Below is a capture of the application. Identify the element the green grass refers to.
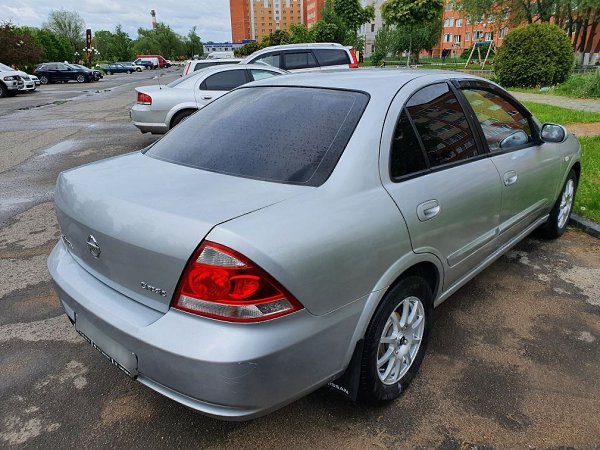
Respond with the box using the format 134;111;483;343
505;72;600;99
574;136;600;223
521;101;600;124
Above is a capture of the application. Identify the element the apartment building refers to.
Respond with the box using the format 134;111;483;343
230;0;305;42
433;1;509;58
360;0;385;57
306;0;326;29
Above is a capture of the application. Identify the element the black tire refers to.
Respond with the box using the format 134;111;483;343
106;71;112;75
539;169;578;239
0;83;7;98
170;110;195;129
127;70;132;74
39;75;48;85
358;275;433;404
76;74;85;83
136;67;142;72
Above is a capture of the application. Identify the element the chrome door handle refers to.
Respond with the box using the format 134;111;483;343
417;200;440;222
201;95;212;100
503;171;518;186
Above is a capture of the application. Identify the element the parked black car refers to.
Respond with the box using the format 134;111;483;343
69;64;103;81
33;62;94;84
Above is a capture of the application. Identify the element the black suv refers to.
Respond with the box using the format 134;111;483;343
34;62;94;84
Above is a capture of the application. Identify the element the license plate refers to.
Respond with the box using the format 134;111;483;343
75;313;138;378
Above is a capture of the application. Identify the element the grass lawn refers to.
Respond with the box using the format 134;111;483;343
505;72;600;98
574;136;600;223
521;101;600;125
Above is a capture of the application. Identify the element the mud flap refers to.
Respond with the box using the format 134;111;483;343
326;339;364;401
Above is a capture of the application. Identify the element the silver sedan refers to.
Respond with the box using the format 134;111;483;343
130;64;287;134
49;70;580;420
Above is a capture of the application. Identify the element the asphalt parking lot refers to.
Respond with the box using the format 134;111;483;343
0;70;599;449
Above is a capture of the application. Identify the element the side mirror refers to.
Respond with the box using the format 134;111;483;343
541;123;567;143
500;130;529;149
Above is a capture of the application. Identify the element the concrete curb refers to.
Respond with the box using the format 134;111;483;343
569;214;600;239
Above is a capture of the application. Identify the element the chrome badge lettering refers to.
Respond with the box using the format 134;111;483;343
140;282;167;297
86;235;101;258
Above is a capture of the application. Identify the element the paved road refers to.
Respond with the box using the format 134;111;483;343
0;75;599;449
511;91;600;113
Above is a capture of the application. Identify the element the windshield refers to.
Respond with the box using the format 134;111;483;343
146;86;369;186
167;67;213;87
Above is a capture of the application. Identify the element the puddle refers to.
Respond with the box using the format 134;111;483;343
42;140;76;156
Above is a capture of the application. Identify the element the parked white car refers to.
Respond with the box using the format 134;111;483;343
131;64;286;134
0;63;34;93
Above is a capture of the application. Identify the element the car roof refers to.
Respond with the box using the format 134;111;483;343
259;42;346;52
245;68;481;100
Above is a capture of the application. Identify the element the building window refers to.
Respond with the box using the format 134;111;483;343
488;14;495;23
456;18;462;27
499;27;508;39
445;1;454;11
485;31;493;41
474;30;484;40
444;18;455;27
465;32;470;41
371;23;375;32
454;35;461;43
444;34;452;43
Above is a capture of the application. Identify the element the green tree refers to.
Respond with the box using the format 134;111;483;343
495;23;574;87
185;26;203;58
392;21;442;63
33;28;72;62
0;22;42;70
134;23;185;59
234;41;262;57
381;0;444;65
372;24;395;65
333;0;375;35
44;9;85;54
288;23;312;43
94;26;134;62
261;29;291;47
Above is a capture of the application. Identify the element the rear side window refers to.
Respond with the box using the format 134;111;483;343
202;70;248;91
314;49;350;66
283;52;318;70
406;83;478;167
250;69;278;81
193;62;216;71
146;87;369;186
390;110;428;178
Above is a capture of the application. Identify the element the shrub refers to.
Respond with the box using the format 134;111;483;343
495;23;573;87
555;72;600;98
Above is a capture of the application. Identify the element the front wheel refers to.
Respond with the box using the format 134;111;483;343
358;275;433;404
106;71;112;75
0;83;7;98
39;75;48;85
76;74;85;83
127;70;132;74
539;169;578;239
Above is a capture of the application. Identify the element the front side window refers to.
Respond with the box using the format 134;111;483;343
202;70;248;91
251;52;281;68
463;89;532;152
406;83;478;167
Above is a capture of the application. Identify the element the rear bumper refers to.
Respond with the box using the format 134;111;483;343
48;242;363;420
130;106;168;134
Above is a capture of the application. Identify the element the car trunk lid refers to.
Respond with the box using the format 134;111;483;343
55;152;305;313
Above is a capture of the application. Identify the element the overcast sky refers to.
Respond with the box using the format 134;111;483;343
0;0;233;43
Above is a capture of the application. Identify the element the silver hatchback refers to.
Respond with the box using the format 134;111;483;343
48;70;580;420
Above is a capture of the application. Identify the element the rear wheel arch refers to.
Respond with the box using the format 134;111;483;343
169;108;197;129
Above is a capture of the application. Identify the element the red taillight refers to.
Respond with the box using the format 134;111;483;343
172;241;303;323
184;63;190;76
349;49;359;69
137;92;152;105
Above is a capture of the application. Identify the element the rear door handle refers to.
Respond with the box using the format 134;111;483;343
417;200;440;222
503;171;518;186
201;95;212;100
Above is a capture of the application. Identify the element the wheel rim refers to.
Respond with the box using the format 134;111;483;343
40;76;48;84
377;296;425;385
558;179;575;229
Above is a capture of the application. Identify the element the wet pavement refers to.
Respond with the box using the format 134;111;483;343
0;72;599;449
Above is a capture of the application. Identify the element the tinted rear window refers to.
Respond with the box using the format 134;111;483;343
146;87;369;186
314;49;350;66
